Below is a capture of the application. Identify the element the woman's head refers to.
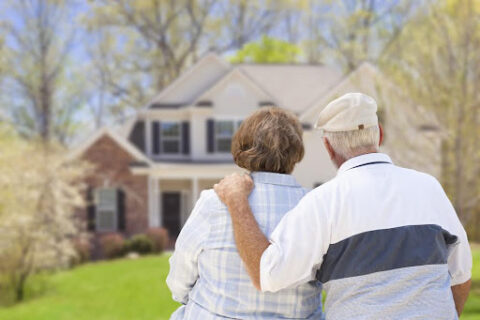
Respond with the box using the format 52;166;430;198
231;107;304;174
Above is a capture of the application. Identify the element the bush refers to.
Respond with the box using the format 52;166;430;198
72;238;91;265
124;234;153;255
100;234;125;259
145;228;169;253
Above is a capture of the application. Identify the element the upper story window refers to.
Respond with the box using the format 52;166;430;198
95;188;118;232
152;121;186;156
214;120;242;153
161;122;181;154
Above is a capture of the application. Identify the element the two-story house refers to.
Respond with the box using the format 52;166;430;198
72;53;441;246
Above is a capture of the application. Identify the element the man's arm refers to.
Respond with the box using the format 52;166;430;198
215;173;328;292
214;174;268;290
452;279;471;316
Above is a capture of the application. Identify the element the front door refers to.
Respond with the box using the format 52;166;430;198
162;192;181;239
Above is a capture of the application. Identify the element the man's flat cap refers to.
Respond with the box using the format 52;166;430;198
315;93;378;132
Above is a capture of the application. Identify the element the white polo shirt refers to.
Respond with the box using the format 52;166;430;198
260;153;472;320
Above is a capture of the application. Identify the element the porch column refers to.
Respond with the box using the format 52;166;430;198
148;175;161;228
156;177;161;227
192;176;199;208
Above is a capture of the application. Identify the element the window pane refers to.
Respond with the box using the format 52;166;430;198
97;210;116;231
97;189;116;209
163;140;180;153
161;122;180;137
217;138;232;152
215;121;234;135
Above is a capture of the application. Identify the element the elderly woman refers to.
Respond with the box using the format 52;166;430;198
166;108;323;320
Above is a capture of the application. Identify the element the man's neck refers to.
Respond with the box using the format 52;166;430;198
333;149;379;168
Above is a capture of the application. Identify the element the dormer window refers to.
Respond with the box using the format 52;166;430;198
161;122;181;154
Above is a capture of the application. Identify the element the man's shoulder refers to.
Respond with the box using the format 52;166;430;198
393;165;442;189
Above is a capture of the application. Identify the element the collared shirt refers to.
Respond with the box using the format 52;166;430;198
167;172;324;320
260;153;472;320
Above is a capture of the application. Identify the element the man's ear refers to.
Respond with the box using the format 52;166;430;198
323;137;335;160
378;124;384;146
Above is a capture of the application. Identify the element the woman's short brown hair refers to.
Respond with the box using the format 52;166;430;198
231;107;304;174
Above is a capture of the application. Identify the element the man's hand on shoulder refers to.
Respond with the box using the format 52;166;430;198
214;173;254;208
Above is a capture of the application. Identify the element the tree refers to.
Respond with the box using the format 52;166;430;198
0;124;90;303
305;0;418;71
0;0;86;144
83;0;218;119
382;0;480;236
229;36;301;63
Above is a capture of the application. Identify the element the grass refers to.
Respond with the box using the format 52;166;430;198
0;250;479;320
0;255;180;320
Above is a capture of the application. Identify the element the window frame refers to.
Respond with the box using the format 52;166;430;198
95;187;118;232
160;121;182;155
214;118;242;153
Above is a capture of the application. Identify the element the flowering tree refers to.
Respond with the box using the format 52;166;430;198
0;125;90;303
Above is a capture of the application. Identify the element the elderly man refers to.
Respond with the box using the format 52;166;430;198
214;93;472;319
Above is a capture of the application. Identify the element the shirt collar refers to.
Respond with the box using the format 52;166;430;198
337;153;393;176
251;172;300;187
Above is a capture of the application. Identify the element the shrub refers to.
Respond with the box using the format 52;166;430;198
100;233;125;259
72;237;91;265
145;228;169;253
124;234;153;255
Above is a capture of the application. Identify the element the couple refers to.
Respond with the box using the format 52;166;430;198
167;93;472;319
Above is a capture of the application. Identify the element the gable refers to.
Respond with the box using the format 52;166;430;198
195;68;276;117
149;53;230;106
69;128;152;166
240;64;343;113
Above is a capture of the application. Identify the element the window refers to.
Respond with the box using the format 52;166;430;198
161;122;181;154
95;188;118;232
152;121;182;155
215;120;242;153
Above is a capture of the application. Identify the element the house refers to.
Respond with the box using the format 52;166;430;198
71;53;441;248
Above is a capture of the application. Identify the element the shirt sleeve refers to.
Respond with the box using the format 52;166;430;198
166;190;213;304
260;190;331;292
433;179;472;286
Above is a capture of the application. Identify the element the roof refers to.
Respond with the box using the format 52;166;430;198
68;127;153;166
239;64;343;113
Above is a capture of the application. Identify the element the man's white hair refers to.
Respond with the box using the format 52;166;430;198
323;126;380;160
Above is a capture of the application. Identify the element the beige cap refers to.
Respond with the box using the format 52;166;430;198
315;93;378;132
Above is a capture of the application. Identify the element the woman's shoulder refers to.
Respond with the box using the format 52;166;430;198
197;189;226;211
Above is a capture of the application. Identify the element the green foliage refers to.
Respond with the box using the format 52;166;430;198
230;36;301;63
124;235;154;255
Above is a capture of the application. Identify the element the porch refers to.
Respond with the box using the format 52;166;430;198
132;162;242;239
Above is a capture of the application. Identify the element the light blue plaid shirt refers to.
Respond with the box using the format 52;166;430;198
167;172;324;320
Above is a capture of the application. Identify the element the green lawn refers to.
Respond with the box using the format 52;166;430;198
0;250;479;320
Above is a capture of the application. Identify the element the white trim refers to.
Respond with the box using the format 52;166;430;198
68;127;153;165
147;53;230;108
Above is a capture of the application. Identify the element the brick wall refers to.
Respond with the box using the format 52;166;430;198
79;134;149;237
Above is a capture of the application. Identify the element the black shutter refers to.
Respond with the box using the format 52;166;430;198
152;121;161;155
117;188;126;232
128;121;145;152
207;119;215;153
182;121;190;155
86;187;96;232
